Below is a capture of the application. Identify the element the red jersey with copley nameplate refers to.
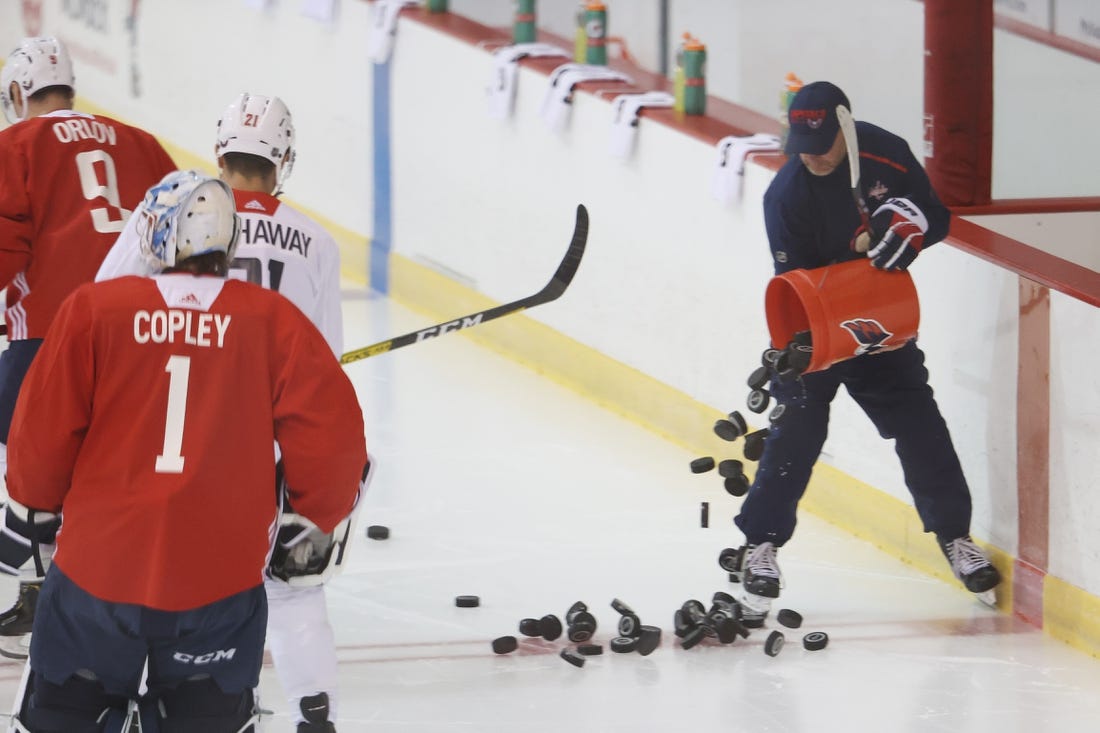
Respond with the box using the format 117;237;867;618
6;274;366;611
0;110;175;339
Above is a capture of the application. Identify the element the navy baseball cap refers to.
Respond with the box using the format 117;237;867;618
785;81;850;155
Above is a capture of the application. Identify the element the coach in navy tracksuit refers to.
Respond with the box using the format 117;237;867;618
729;81;1000;615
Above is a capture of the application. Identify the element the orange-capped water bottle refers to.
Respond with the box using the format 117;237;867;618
585;2;607;65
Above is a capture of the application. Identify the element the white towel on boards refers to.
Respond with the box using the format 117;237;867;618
711;133;782;204
540;63;633;133
608;91;675;158
368;0;420;65
487;43;571;120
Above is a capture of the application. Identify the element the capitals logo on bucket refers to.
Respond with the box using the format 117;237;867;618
841;318;892;356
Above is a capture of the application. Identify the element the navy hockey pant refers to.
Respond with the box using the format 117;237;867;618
734;341;972;546
27;566;266;719
0;339;43;444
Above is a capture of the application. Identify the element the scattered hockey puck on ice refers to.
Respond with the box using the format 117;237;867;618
636;625;662;656
679;625;707;650
560;649;586;668
777;609;803;629
713;419;741;442
742;429;769;461
609;636;639;653
365;525;390;540
690;456;716;474
768;403;787;424
577;644;603;656
539;614;563;641
727;411;749;436
717;459;744;478
761;348;781;368
802;631;829;651
700;501;709;528
723;474;749;498
611;598;635;615
518;618;541;637
764;630;785;657
673;609;692;638
455;595;480;608
617;612;642;638
746;388;770;414
747;366;770;390
491;636;517;654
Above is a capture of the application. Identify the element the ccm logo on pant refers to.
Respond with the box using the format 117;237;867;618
173;649;237;664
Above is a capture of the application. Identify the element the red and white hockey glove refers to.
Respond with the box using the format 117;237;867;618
866;197;928;271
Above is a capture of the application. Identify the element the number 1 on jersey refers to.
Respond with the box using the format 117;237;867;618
155;355;190;474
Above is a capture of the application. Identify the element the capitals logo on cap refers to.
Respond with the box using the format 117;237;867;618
784;81;850;156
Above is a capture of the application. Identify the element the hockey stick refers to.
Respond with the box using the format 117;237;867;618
339;204;589;364
836;105;872;252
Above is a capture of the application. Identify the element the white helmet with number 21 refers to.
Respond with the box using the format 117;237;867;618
137;170;241;271
215;93;296;195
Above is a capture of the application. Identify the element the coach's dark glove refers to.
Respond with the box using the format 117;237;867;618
866;197;928;271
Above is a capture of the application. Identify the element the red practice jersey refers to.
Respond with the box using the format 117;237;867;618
7;274;366;611
0;110;175;339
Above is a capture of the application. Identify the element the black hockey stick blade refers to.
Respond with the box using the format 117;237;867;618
340;204;589;364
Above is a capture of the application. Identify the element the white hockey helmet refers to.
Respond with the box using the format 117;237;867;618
215;93;296;194
137;170;241;271
1;37;75;124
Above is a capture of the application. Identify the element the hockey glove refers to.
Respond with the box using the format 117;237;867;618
866;197;928;271
0;500;59;579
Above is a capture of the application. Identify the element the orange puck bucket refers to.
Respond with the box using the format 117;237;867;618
764;259;920;374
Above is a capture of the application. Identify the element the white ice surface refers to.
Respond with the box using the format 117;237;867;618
3;286;1100;732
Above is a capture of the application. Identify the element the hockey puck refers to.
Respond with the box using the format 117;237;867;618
609;636;638;653
455;595;480;608
518;618;541;637
539;614;563;641
746;388;770;414
713;419;741;442
700;501;709;528
727;411;749;436
690;456;716;474
610;598;634;616
636;625;662;656
717;547;742;574
761;348;781;368
491;636;517;654
673;609;692;638
777;609;803;629
679;625;707;650
717;459;744;478
768;402;787;424
742;429;769;462
747;366;770;390
802;631;829;651
617;612;642;638
764;630;785;657
560;649;586;668
365;525;390;540
567;614;597;643
577;644;603;656
723;474;749;498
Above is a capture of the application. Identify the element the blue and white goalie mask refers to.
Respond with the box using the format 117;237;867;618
137;170;241;271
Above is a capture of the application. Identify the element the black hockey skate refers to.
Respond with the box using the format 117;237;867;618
939;535;1001;603
298;692;336;733
0;580;40;660
718;543;782;627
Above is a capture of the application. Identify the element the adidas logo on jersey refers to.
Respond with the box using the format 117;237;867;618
244;199;266;211
178;293;201;306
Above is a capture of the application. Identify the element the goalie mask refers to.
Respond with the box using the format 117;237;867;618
215;93;296;195
137;170;241;271
268;458;374;587
1;37;75;124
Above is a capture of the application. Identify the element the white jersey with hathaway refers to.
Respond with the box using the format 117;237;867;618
97;189;343;355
